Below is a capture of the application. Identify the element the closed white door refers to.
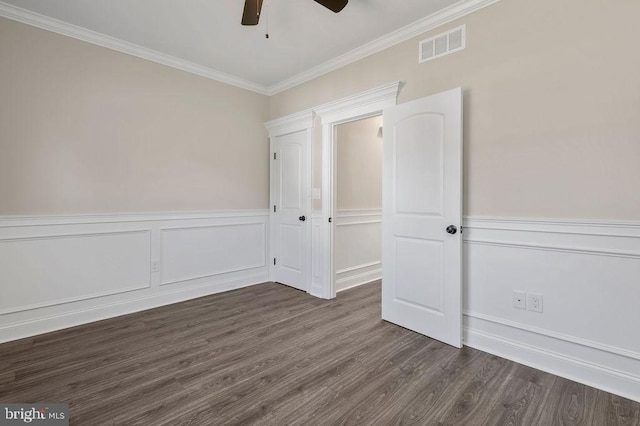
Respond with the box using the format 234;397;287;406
272;131;309;291
382;88;463;348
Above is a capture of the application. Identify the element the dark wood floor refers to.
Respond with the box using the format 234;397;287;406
1;281;638;425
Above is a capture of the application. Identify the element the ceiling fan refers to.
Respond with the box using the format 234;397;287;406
241;0;348;26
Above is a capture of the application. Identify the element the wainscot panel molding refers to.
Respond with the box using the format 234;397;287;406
334;209;382;292
0;210;270;343
310;212;325;298
462;216;640;402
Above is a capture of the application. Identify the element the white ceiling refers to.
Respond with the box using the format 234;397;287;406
1;0;464;92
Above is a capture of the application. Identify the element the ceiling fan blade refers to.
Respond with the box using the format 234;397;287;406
313;0;348;13
241;0;263;25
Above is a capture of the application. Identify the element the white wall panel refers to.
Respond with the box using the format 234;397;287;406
0;230;151;314
463;217;640;402
0;210;269;343
334;210;382;291
161;223;266;285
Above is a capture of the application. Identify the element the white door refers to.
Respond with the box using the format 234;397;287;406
272;130;309;291
382;88;463;348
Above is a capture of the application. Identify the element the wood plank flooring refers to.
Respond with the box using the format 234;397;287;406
0;281;638;425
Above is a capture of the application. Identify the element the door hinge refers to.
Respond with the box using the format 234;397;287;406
273;205;277;213
273;152;276;160
273;258;277;265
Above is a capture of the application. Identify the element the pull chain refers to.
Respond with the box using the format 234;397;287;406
265;2;269;39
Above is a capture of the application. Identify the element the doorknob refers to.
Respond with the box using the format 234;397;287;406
446;225;457;235
299;215;306;222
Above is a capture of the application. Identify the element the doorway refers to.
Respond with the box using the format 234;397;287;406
332;115;383;294
314;83;463;348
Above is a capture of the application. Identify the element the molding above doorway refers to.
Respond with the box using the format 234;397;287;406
264;110;315;137
314;81;402;124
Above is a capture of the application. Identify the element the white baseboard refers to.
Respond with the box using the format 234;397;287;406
464;322;640;403
0;270;268;344
334;209;382;293
0;210;270;343
336;264;381;292
462;216;640;402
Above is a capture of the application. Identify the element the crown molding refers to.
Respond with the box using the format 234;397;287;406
0;1;270;95
0;0;502;97
265;0;503;95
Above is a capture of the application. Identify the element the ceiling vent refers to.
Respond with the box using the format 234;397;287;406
419;25;466;63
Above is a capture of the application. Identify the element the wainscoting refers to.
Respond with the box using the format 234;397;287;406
2;210;638;401
0;210;270;343
462;217;640;402
334;209;382;292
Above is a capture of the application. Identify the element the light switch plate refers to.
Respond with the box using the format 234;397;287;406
312;188;321;199
513;291;526;310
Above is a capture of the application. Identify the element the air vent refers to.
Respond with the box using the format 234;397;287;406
419;25;466;63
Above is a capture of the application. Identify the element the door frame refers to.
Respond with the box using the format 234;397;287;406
314;81;402;299
265;111;314;293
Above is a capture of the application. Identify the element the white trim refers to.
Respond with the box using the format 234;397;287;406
465;310;640;362
310;213;325;298
461;216;640;402
0;1;269;95
0;209;270;343
336;271;381;293
310;83;399;299
159;222;267;286
0;209;270;227
0;228;150;243
335;209;383;218
315;81;402;125
1;271;268;344
464;325;640;403
465;216;640;234
0;229;152;315
335;220;382;227
264;110;315;137
322;121;335;299
0;284;149;316
266;0;502;94
333;210;382;294
336;261;382;276
463;216;640;258
0;0;503;96
334;209;382;227
465;239;640;259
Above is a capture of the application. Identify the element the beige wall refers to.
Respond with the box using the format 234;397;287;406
0;18;270;216
336;116;383;211
270;0;640;221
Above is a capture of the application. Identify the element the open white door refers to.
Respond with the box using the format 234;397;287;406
272;130;310;291
382;88;463;348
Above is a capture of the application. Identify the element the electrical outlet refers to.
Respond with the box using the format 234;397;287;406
151;260;160;273
527;293;543;313
512;291;526;310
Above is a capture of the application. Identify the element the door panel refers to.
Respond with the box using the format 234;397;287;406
395;114;444;215
382;88;462;348
273;131;309;291
281;143;303;209
395;237;443;314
